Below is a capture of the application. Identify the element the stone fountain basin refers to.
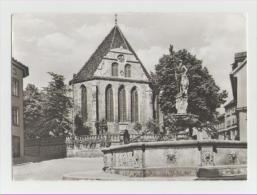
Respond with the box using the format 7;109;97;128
102;140;247;179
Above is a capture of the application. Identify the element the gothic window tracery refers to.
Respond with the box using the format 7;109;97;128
131;87;139;122
81;85;87;122
118;86;127;122
106;85;114;122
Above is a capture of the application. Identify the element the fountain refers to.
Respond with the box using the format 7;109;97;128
100;60;247;180
165;60;200;139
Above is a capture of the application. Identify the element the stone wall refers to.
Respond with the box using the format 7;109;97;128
72;79;153;134
102;140;247;178
67;148;104;158
24;137;66;161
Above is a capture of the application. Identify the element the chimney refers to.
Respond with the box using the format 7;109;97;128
235;52;247;63
232;51;247;70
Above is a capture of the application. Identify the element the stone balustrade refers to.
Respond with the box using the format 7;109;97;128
65;133;160;149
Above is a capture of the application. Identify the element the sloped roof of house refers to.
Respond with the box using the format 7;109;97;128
70;25;151;84
224;99;236;109
12;58;29;77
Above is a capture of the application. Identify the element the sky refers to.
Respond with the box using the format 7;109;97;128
12;13;246;107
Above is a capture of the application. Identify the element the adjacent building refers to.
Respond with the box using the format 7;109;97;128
230;52;247;141
216;113;225;139
217;100;238;140
216;52;246;141
12;58;29;158
70;22;156;135
224;100;238;140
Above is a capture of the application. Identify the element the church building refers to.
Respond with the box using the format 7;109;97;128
70;18;157;135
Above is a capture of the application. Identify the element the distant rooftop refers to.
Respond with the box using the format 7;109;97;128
224;99;236;109
12;58;29;77
232;51;247;71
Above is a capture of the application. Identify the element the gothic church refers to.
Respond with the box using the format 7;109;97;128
70;19;158;135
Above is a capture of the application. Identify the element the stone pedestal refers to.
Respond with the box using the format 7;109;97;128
175;93;188;114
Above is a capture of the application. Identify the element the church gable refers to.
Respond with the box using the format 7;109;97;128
94;47;149;81
70;24;150;84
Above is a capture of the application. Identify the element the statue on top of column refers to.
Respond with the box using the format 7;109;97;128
175;60;189;114
180;63;189;96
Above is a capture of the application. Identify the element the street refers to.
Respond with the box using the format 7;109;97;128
13;157;103;180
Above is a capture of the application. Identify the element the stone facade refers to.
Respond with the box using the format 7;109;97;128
72;79;153;134
11;58;29;158
70;24;156;135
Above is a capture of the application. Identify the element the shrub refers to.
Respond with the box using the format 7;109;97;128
133;122;142;133
74;114;91;136
146;119;160;134
95;119;108;135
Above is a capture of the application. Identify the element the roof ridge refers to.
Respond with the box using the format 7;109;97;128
116;25;129;50
110;25;117;50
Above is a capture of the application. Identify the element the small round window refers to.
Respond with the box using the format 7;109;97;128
117;54;125;63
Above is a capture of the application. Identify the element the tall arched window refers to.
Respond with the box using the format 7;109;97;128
131;87;139;122
125;64;131;78
105;85;114;122
112;62;118;77
118;86;127;122
81;85;87;122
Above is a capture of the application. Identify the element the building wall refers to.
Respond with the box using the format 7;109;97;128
236;65;247;110
235;64;247;141
12;65;25;157
216;103;238;141
239;112;247;141
72;79;153;134
215;116;225;140
225;106;237;129
94;48;148;81
224;104;238;140
72;47;154;135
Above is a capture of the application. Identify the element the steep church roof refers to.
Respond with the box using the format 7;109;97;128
70;24;151;84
